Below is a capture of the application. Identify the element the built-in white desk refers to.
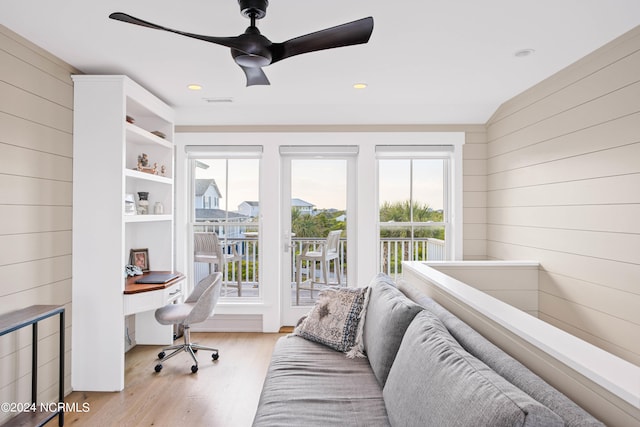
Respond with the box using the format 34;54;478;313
124;272;184;345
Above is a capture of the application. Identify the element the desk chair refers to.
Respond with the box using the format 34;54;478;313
194;232;243;296
295;230;343;305
154;273;222;373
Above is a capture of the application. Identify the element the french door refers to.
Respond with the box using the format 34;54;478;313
280;146;357;326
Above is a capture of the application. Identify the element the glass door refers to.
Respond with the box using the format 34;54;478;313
280;147;356;326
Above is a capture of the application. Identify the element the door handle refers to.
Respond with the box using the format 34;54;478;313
284;229;295;252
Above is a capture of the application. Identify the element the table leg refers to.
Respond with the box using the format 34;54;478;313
59;311;65;426
31;323;38;404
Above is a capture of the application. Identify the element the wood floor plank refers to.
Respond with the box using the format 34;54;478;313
48;332;283;427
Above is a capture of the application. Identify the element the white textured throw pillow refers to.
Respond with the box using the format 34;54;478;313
294;287;368;355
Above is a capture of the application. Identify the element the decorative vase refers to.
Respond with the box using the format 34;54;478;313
137;192;149;215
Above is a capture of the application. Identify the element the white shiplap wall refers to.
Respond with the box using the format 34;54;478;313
462;125;488;260
486;26;640;366
0;24;76;423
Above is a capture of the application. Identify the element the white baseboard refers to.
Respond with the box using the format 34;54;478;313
191;314;263;332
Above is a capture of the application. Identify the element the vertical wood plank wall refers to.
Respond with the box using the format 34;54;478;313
462;126;488;260
0;25;76;423
486;26;640;366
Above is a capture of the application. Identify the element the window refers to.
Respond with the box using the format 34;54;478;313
377;146;451;277
187;146;262;299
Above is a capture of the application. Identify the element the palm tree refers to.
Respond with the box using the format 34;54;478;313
291;208;322;237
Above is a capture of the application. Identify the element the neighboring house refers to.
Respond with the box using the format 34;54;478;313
335;214;347;222
238;201;260;217
292;198;315;215
196;181;251;238
195;208;249;238
195;179;221;209
239;199;316;216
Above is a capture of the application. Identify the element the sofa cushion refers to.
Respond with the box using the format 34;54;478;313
368;271;398;288
253;335;390;427
397;279;605;427
294;286;368;354
383;310;564;427
363;274;423;386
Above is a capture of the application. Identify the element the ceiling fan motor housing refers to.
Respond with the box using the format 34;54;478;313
239;0;268;19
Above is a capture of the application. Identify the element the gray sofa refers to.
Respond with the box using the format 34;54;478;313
253;274;604;426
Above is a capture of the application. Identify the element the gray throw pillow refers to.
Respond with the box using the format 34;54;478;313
363;274;423;386
294;287;368;354
383;310;564;427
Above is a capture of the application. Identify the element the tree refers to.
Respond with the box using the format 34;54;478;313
291;209;346;238
379;200;442;223
379;200;444;239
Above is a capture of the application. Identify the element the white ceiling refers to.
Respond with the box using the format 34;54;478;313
1;1;639;126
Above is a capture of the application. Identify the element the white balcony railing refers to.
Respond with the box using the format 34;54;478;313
192;233;445;298
380;237;445;280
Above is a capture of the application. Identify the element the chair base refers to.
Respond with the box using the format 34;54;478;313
295;275;342;305
154;327;219;373
295;257;342;305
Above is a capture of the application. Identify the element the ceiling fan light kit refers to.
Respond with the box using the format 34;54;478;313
109;0;373;87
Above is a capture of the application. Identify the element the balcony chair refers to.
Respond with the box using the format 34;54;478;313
194;231;243;296
154;273;222;373
295;229;343;305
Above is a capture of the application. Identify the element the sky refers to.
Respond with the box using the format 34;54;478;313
291;159;347;210
196;158;260;211
195;157;444;212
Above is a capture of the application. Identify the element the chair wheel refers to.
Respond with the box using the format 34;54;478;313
158;351;165;359
212;352;219;361
193;348;198;353
154;364;162;372
191;365;198;373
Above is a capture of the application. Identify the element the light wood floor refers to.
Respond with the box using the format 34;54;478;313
48;332;284;427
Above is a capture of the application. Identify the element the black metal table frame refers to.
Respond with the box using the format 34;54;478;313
0;305;65;427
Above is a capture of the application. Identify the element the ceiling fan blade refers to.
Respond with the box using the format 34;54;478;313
239;65;270;86
270;17;373;64
109;12;250;54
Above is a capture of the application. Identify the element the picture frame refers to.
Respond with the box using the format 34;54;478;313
129;248;149;272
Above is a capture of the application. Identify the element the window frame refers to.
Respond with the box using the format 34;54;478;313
186;146;263;300
376;146;457;274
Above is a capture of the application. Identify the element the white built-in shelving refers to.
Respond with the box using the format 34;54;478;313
71;75;176;391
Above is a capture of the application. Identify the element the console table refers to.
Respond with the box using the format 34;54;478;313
0;305;65;427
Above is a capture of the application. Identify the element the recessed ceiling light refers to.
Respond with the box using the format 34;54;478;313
188;84;203;90
514;49;535;58
353;83;368;89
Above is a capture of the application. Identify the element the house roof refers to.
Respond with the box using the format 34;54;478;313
195;179;221;198
240;200;314;208
292;198;314;208
195;209;247;221
1;2;638;125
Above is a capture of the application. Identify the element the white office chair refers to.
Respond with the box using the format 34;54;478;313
154;273;222;373
194;232;243;296
295;230;343;305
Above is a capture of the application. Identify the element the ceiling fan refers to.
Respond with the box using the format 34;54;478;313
109;0;374;86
